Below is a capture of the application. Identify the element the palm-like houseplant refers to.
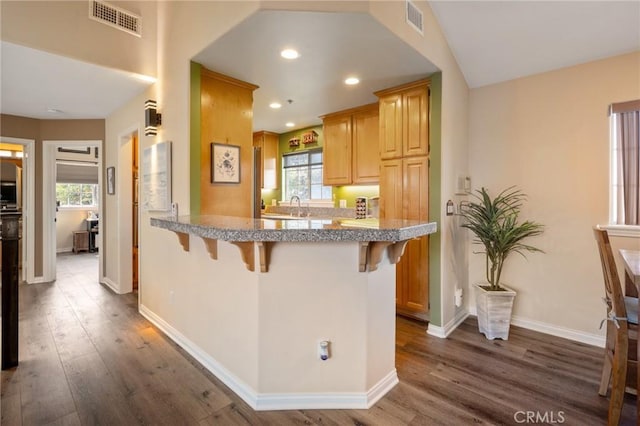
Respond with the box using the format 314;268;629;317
461;186;544;338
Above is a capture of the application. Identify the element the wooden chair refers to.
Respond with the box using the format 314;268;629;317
594;227;638;425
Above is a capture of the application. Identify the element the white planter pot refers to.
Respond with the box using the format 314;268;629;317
474;284;517;340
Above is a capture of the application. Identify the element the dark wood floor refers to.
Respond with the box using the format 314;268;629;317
1;252;636;425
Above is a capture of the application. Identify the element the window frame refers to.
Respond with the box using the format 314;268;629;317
608;100;640;237
281;148;332;201
55;182;100;209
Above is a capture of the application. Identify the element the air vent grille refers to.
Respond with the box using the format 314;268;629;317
406;0;424;35
89;0;141;37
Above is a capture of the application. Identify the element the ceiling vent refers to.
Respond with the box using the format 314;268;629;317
89;0;141;37
406;0;424;35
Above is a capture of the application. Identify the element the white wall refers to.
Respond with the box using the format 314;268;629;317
56;209;96;252
1;0;157;77
467;52;640;341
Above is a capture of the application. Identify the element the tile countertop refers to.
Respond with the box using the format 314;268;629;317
150;214;437;243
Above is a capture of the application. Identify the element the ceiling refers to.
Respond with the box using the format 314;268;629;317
1;2;638;132
0;41;153;120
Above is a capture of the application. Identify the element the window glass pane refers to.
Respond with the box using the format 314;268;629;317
310;151;323;164
56;183;99;207
281;149;331;201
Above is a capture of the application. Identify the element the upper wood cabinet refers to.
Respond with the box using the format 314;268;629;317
321;103;379;186
375;79;430;160
377;78;431;320
322;114;352;185
253;131;279;190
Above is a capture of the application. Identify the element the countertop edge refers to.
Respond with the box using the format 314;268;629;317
150;215;437;243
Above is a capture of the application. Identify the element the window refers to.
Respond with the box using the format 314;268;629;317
610;100;640;226
56;183;99;207
282;149;332;201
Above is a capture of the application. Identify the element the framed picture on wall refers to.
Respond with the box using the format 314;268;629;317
106;167;115;195
211;143;240;183
142;141;172;211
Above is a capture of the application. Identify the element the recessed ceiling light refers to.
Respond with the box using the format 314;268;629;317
47;108;63;114
285;122;295;128
345;77;360;85
281;49;300;59
270;102;282;109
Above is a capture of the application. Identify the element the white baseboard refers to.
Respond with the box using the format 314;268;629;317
510;315;605;348
139;304;398;410
100;277;120;294
28;275;50;284
468;306;605;347
56;247;72;253
427;309;469;338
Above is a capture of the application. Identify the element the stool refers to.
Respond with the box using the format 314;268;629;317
72;230;89;253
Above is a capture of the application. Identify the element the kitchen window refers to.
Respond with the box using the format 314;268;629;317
610;100;640;228
282;149;332;201
56;183;99;208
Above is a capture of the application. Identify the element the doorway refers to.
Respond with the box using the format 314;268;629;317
42;140;103;283
0;136;35;284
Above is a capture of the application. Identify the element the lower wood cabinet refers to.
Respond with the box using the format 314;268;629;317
396;235;429;315
380;156;429;318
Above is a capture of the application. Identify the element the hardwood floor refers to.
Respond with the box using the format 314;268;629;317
1;252;636;425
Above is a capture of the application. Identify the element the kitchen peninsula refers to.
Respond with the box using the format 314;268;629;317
147;214;436;410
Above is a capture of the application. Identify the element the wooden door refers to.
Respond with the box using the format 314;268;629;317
378;93;403;160
352;106;379;184
323;114;352;185
402;85;429;158
132;134;139;291
379;159;403;220
397;156;429;316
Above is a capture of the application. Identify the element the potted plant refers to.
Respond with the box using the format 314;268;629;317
461;186;544;340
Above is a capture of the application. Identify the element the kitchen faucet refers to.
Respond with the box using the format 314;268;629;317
290;195;302;217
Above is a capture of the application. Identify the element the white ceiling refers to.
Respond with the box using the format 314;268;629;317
0;41;152;120
1;2;638;131
429;1;640;88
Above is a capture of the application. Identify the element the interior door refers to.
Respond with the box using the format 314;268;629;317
132;135;139;291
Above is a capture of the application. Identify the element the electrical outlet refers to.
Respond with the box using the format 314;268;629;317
318;340;330;361
171;202;178;217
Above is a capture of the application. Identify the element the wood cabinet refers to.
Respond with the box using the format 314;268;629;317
321;103;379;186
376;80;429;160
253;131;279;190
72;231;89;253
376;78;430;319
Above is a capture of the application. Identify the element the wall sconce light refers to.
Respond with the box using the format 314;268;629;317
145;100;162;136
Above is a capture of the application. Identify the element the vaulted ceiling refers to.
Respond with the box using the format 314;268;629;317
2;2;638;132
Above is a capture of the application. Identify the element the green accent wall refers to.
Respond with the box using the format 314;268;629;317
190;61;202;214
428;72;443;327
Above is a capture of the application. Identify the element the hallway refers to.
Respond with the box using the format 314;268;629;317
0;253;635;425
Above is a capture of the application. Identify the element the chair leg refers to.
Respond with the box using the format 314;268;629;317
599;354;612;396
608;340;628;426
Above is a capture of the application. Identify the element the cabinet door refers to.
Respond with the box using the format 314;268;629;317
379;159;403;220
352;107;379;184
262;132;279;189
252;132;265;189
402;86;429;158
253;131;279;190
397;156;429;315
397;236;429;313
378;93;403;160
403;156;429;221
323;115;352;185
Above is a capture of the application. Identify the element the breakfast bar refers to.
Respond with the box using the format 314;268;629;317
147;214;436;410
